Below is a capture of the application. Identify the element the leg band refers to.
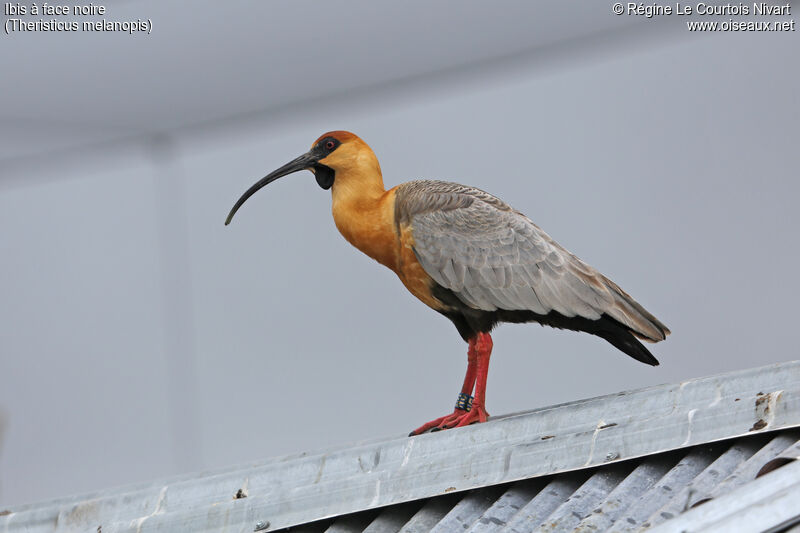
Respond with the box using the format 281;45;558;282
455;392;474;411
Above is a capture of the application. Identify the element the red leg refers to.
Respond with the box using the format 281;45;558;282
446;332;492;428
409;332;493;435
408;338;478;435
461;340;479;395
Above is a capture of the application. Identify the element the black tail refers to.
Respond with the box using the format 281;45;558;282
597;327;660;366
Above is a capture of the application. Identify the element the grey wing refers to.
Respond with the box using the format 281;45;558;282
402;181;669;342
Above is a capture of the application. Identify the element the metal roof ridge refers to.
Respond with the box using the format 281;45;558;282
2;360;799;533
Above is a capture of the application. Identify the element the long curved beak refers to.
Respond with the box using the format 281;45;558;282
225;151;318;225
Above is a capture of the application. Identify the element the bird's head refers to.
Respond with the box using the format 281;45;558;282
225;130;381;225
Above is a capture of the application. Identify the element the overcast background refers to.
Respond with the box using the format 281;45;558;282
1;0;798;507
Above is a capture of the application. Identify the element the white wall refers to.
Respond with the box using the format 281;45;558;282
1;30;798;505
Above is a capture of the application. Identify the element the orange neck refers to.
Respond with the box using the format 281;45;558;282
330;168;398;272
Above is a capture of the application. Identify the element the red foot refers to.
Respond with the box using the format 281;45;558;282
409;405;490;436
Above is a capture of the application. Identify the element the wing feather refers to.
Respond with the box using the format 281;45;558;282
396;180;669;341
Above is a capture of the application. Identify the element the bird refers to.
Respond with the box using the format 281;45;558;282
225;131;670;436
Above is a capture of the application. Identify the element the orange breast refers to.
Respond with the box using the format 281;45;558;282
331;190;399;272
331;187;444;313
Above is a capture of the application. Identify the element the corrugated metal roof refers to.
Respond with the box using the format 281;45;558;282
2;360;800;533
286;430;800;533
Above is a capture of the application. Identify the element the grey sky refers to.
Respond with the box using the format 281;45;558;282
1;1;798;507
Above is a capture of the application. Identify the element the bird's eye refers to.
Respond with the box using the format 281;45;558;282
325;140;335;150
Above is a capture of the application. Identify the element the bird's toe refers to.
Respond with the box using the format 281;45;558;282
410;406;489;435
409;409;466;436
449;405;489;428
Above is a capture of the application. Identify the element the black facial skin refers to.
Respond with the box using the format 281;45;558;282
311;137;340;190
313;164;335;190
